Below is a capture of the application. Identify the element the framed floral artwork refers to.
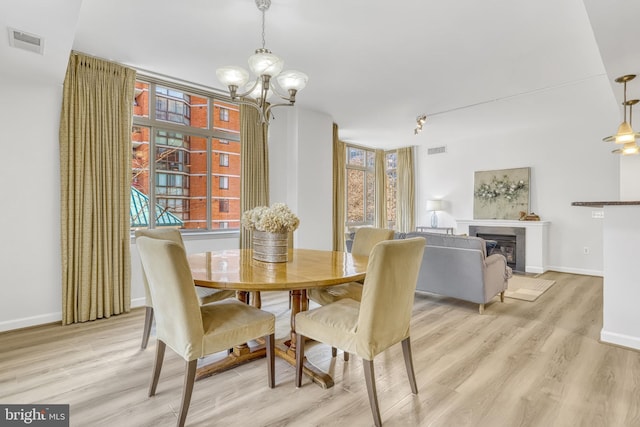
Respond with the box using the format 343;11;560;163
473;167;530;219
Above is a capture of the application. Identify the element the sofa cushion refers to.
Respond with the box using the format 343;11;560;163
405;232;487;257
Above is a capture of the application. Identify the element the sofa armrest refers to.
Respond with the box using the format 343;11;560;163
483;254;511;300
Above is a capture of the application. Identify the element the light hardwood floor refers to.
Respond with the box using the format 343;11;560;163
2;272;640;426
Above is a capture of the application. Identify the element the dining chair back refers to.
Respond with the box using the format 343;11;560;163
351;227;396;257
136;236;276;427
307;227;395;361
135;228;235;349
295;237;425;427
308;227;394;305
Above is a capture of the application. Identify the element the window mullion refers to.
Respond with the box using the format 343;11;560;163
149;126;157;229
207;136;212;230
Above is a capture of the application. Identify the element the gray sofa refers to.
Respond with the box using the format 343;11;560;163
405;232;512;313
346;231;512;313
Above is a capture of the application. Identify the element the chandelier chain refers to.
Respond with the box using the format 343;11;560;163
261;7;266;49
216;0;307;124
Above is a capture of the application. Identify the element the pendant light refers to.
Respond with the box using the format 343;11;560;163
603;75;640;146
612;99;640;155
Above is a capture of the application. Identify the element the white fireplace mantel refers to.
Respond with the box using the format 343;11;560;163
456;219;550;274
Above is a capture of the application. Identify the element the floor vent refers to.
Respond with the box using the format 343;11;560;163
8;28;44;55
427;146;447;155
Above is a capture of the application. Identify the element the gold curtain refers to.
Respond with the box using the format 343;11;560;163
239;104;269;249
332;124;346;251
59;53;136;325
375;149;387;229
396;146;416;233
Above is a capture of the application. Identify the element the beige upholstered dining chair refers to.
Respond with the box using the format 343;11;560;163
135;228;236;349
136;236;276;427
295;237;426;427
307;227;395;360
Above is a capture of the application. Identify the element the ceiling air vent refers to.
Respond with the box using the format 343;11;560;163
8;28;44;55
427;146;447;155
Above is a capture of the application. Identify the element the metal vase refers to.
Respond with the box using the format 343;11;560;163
252;230;289;262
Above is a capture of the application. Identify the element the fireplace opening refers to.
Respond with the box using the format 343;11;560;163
469;225;526;273
477;233;517;268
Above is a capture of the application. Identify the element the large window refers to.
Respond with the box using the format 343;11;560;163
346;145;376;227
131;80;241;231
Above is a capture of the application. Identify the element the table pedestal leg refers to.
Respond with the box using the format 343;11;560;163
195;289;334;388
284;289;334;389
195;290;266;380
195;345;267;381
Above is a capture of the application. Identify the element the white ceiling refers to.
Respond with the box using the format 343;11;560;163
2;0;639;149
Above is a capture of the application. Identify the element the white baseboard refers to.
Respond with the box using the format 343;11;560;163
0;298;147;333
545;265;603;277
0;312;62;333
131;297;146;308
601;329;640;351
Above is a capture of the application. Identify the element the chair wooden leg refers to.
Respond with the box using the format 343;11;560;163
266;333;275;388
331;347;337;357
363;359;382;427
177;360;197;427
149;340;165;397
401;337;418;394
141;306;154;350
479;303;485;314
500;291;505;303
295;333;305;388
343;352;350;362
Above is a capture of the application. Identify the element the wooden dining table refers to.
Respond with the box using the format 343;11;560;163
187;248;368;388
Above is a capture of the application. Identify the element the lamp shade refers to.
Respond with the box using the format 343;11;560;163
426;200;444;212
603;121;640;144
248;51;284;77
216;66;250;87
612;142;640;155
276;70;308;91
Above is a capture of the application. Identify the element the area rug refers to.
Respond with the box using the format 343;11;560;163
504;275;556;302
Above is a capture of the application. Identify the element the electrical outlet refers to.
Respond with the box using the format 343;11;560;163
592;210;604;219
583;247;590;255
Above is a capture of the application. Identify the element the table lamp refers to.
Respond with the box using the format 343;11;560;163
426;200;444;228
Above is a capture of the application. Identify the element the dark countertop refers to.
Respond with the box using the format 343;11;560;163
571;201;640;207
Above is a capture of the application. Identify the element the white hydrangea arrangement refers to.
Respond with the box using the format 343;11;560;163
241;203;300;234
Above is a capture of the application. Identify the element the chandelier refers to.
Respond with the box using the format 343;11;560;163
216;0;308;124
603;74;640;155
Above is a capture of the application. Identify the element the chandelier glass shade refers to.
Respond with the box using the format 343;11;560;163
603;75;640;154
215;0;308;123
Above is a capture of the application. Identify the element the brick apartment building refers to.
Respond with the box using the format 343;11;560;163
131;81;241;230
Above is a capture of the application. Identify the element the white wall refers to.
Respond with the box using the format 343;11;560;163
619;155;640;199
415;77;619;276
601;205;640;350
269;107;334;250
0;81;63;331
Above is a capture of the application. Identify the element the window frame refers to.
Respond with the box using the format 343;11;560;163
345;144;377;228
132;76;241;233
